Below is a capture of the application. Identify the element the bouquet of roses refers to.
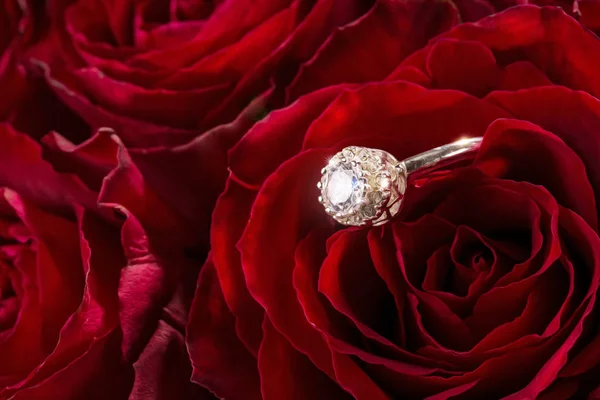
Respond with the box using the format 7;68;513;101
1;0;599;398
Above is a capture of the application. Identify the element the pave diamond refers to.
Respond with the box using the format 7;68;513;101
319;146;407;226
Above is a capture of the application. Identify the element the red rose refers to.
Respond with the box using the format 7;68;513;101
0;124;212;399
26;0;462;258
188;6;600;399
0;0;91;144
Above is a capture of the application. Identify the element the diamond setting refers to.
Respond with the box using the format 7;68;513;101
318;146;407;226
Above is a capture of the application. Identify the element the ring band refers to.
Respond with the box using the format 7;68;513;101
317;137;483;226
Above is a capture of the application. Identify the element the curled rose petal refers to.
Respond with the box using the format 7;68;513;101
0;124;207;398
189;6;600;395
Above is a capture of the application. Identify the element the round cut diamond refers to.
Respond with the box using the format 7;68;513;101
325;164;363;206
319;146;407;226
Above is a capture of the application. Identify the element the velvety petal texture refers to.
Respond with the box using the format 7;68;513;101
0;123;210;399
6;0;418;264
5;0;600;399
26;0;377;148
188;5;600;399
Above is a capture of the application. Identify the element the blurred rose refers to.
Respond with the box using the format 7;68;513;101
456;0;600;32
34;0;377;148
0;123;212;399
0;0;34;120
187;6;600;399
5;0;413;257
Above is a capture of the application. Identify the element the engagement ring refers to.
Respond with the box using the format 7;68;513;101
317;137;483;226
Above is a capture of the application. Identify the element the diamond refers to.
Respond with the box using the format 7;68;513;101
324;163;364;207
319;146;407;226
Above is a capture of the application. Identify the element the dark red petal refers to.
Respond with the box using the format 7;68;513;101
0;48;30;120
538;379;579;400
294;229;446;375
0;124;96;211
202;0;371;128
230;85;347;187
485;87;600;224
98;136;195;248
385;66;432;87
393;214;456;291
239;149;338;377
2;209;131;397
157;6;295;88
497;61;552;91
504;292;597;398
116;213;189;361
424;381;480;400
475;118;597;230
287;0;458;100
187;260;261;400
471;264;568;352
0;241;45;386
367;227;408;347
44;66;199;148
258;317;352;400
555;210;600;378
4;191;85;344
589;383;600;399
302;81;509;155
127;0;290;68
211;180;265;354
126;96;262;254
440;6;600;97
330;350;389;400
3;67;90;144
579;0;600;32
6;331;133;399
319;229;399;346
41;128;119;192
129;321;213;400
72;67;230;128
452;0;496;22
425;38;500;97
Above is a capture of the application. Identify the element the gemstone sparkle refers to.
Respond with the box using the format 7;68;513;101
319;146;407;226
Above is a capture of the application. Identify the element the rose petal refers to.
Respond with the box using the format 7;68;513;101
41;128;119;192
230;85;347;187
98;135;194;248
498;61;552;91
485;87;600;225
319;229;399;346
287;0;458;100
475;118;598;231
4;190;85;346
302;81;510;155
258;317;352;399
210;181;264;355
130;320;213;400
422;6;600;96
239;149;338;377
2;209;130;397
202;0;371;128
186;259;261;400
425;39;500;97
127;0;290;68
330;350;389;400
0;124;96;211
72;67;230;128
